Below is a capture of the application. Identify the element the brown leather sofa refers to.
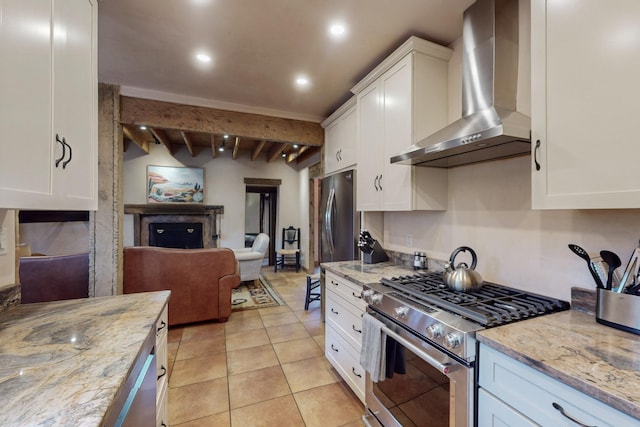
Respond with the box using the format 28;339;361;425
19;253;90;304
123;246;241;326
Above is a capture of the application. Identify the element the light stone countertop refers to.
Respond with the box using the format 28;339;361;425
0;291;170;426
477;310;640;420
321;260;424;286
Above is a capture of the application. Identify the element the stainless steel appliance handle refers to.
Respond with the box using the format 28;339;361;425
380;324;455;376
325;187;336;255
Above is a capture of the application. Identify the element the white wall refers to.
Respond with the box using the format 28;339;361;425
379;0;640;301
123;143;303;253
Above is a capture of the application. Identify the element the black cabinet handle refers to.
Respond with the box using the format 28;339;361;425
331;344;339;352
352;325;362;333
352;367;362;378
157;365;167;380
54;134;66;167
534;139;541;171
61;137;72;169
157;320;167;333
378;174;382;190
552;402;595;427
330;308;339;315
352;292;362;299
373;175;379;191
161;423;167;427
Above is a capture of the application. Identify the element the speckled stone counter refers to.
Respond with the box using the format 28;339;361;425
321;260;427;286
0;291;170;426
477;309;640;420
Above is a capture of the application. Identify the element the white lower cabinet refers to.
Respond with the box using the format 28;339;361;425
324;271;366;403
478;344;637;427
155;305;169;426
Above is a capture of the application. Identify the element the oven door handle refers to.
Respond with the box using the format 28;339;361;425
381;325;455;376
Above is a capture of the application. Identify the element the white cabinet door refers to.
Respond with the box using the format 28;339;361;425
0;0;97;210
531;0;640;209
324;102;357;176
381;55;413;211
356;82;384;211
53;0;97;209
0;0;57;208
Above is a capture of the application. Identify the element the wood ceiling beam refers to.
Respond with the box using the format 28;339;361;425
120;96;323;147
180;131;195;157
267;142;287;162
122;124;151;153
210;134;219;159
251;140;267;161
149;128;175;154
296;146;319;164
232;136;240;160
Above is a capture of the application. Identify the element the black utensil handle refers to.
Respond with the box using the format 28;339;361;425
568;244;604;288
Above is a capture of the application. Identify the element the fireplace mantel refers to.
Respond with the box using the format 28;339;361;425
124;204;224;248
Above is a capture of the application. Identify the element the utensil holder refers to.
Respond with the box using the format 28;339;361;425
596;288;640;335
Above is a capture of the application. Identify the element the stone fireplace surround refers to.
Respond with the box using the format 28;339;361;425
124;204;224;248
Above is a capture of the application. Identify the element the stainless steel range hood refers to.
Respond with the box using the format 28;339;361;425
391;0;530;168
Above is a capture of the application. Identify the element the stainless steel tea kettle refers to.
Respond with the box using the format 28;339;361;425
443;246;483;292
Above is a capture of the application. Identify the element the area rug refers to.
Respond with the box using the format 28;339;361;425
232;275;284;311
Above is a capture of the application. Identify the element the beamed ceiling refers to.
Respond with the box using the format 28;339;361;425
120;96;323;165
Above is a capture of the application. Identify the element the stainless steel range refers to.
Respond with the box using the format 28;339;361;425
361;271;569;427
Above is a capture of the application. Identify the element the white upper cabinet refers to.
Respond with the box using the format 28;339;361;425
352;37;451;212
0;0;98;210
531;0;640;209
322;96;357;176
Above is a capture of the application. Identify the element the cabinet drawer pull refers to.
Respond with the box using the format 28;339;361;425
55;134;66;167
352;325;362;333
534;139;541;171
157;365;167;380
352;291;362;299
332;280;339;286
330;308;339;315
161;423;167;427
157;320;167;333
374;175;380;191
61;137;72;169
552;402;595;427
378;174;382;190
352;367;362;378
331;344;339;352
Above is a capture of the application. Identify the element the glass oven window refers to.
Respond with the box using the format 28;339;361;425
372;347;450;426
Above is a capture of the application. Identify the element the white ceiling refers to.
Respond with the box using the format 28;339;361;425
98;0;475;122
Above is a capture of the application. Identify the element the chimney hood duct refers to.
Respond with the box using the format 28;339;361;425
391;0;530;168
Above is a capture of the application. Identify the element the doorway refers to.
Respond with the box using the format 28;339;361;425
245;185;277;265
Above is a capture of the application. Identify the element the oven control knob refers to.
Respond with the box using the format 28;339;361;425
361;289;374;302
425;323;444;339
444;332;462;349
394;306;409;319
370;293;383;305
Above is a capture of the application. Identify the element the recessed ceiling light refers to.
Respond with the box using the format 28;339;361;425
223;134;229;139
295;75;311;89
328;22;348;40
293;144;299;149
196;53;211;63
139;125;147;130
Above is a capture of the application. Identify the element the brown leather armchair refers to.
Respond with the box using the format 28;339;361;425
123;246;241;326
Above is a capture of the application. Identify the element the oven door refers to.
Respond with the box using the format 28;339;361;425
362;310;474;427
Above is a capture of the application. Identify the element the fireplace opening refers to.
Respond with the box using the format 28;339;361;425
149;223;204;249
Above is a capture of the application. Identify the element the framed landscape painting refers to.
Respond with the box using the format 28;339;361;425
147;165;205;204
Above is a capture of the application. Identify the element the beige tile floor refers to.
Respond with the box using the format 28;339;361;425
166;267;366;426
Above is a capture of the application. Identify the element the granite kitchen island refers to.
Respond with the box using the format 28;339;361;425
0;291;170;426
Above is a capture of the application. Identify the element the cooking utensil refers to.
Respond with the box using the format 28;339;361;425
618;258;637;293
616;246;640;293
443;246;483;292
600;250;621;290
568;244;604;288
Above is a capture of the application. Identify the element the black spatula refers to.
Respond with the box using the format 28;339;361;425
568;244;604;288
600;250;622;290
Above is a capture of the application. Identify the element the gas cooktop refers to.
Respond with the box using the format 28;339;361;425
380;272;570;328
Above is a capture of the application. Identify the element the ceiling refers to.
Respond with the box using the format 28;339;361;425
98;0;475;161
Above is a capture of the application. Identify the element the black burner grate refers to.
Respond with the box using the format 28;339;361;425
381;272;569;327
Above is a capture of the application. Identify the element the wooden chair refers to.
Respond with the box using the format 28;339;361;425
274;226;300;272
304;273;321;310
